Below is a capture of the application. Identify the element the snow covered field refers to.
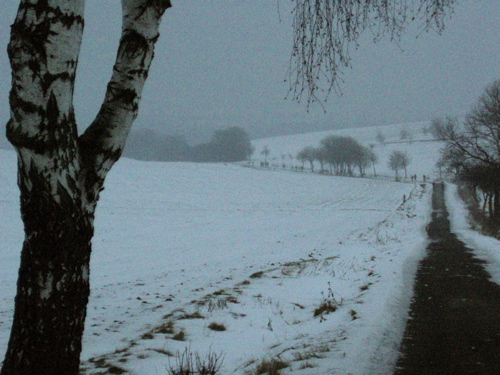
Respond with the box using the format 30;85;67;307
1;123;498;374
251;121;441;181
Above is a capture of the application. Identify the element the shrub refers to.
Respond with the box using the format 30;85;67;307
313;300;337;317
172;330;186;341
252;358;289;375
167;348;224;375
156;321;175;334
207;322;226;332
314;281;342;318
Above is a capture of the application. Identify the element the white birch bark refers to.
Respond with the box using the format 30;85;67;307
2;1;170;374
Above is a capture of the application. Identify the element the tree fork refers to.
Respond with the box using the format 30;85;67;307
2;1;170;374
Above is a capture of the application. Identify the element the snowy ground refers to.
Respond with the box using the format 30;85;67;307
0;123;498;374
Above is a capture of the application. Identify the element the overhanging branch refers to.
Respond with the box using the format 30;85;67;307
288;0;455;107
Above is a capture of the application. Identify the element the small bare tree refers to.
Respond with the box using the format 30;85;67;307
376;130;386;145
315;146;327;173
400;128;410;140
367;147;378;177
297;146;317;171
261;146;270;161
430;117;458;140
401;151;411;179
440;80;500;220
388;150;411;181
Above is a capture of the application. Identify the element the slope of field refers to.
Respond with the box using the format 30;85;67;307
0;123;449;374
252;121;441;181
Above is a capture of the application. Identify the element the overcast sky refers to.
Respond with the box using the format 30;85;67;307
1;1;499;142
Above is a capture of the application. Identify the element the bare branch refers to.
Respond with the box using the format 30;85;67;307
439;79;500;185
288;0;455;106
79;0;171;202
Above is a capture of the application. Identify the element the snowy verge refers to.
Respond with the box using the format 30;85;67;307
77;177;432;375
446;183;500;285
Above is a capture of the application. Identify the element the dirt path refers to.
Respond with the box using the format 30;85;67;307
394;183;500;375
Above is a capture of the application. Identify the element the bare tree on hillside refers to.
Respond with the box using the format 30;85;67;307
367;147;378;177
439;80;500;219
400;128;410;141
376;130;386;146
388;150;411;181
319;135;371;177
430;117;458;140
354;148;370;177
315;146;327;173
435;158;446;179
401;151;411;179
297;146;317;172
260;146;271;164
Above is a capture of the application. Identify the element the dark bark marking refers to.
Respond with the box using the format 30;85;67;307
7;93;78;156
127;68;149;79
6;120;45;154
118;29;150;67
41;71;74;95
9;2;84;80
18;1;85;29
44;92;59;130
27;58;42;77
9;90;43;115
135;0;172;19
9;17;55;64
106;81;139;112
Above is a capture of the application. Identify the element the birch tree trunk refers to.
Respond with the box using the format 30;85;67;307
2;1;170;374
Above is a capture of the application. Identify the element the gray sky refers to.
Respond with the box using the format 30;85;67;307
1;1;499;143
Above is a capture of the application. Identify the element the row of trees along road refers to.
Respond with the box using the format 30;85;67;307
297;136;377;177
437;79;500;225
297;136;413;181
2;0;456;373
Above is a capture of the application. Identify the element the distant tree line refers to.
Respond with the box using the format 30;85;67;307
437;79;500;225
297;135;377;177
123;126;254;163
376;127;415;145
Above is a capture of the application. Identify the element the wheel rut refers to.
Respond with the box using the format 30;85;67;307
394;183;500;375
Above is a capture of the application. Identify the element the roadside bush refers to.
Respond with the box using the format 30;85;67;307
167;348;224;375
251;358;289;375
